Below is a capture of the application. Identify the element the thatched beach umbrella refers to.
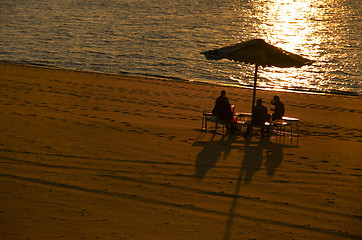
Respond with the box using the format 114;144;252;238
201;39;314;111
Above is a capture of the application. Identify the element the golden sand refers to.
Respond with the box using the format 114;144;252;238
1;62;361;239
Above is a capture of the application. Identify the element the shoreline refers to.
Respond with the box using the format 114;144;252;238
1;60;360;98
1;61;361;239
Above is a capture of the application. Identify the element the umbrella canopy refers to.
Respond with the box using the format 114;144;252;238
201;39;314;112
201;39;314;68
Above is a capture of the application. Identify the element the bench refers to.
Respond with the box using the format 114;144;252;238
202;112;299;137
202;113;226;134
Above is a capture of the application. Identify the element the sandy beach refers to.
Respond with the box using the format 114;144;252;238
0;62;361;240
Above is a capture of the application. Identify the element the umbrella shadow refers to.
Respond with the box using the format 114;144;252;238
223;137;298;240
193;132;238;179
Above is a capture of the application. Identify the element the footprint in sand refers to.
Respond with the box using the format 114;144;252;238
128;129;141;134
308;165;318;169
120;122;131;127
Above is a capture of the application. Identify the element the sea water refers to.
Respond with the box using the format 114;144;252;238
1;0;361;96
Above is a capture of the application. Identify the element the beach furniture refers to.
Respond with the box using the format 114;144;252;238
270;117;300;137
202;113;226;134
234;112;299;137
202;112;251;134
202;112;299;137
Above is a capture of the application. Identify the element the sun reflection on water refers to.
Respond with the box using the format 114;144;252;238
231;0;360;94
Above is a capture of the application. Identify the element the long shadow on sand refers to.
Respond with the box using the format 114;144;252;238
193;131;299;240
193;132;238;179
193;132;295;181
224;137;299;240
241;137;286;183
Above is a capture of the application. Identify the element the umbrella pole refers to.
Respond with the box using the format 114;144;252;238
246;64;258;138
251;64;259;110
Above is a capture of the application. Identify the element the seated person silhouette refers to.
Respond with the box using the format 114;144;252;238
212;90;234;132
244;98;268;137
271;95;285;121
